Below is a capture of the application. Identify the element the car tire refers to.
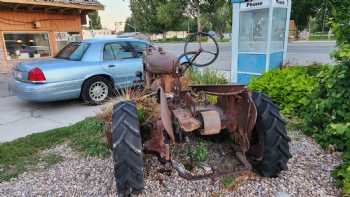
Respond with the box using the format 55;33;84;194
81;76;113;105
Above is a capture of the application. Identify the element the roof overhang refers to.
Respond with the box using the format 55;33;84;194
0;0;104;14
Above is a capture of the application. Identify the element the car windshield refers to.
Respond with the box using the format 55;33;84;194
55;42;90;61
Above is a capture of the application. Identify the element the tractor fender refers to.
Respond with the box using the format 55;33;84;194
158;87;175;142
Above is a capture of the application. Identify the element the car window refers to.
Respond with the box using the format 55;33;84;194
55;42;90;61
130;41;148;58
104;42;134;61
103;44;115;61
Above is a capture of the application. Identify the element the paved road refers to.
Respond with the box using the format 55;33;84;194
158;41;336;71
0;41;336;142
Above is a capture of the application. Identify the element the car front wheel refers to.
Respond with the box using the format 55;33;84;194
81;76;113;105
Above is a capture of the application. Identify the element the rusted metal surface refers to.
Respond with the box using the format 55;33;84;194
161;74;174;93
144;47;177;74
171;160;252;181
172;108;201;132
139;34;261;180
217;90;257;153
159;87;175;142
184;92;197;114
199;110;221;135
190;84;246;94
189;84;257;153
105;123;112;149
187;84;258;154
143;120;170;160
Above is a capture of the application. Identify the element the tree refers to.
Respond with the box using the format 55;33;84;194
329;0;350;60
88;11;102;30
124;17;137;32
127;0;188;35
156;0;187;36
127;0;231;34
186;0;202;32
129;0;161;33
185;0;232;35
179;17;198;33
201;0;232;38
291;0;322;32
316;0;332;32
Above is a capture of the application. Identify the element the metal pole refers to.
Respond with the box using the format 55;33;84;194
231;2;240;83
265;1;274;72
188;20;190;33
283;0;292;64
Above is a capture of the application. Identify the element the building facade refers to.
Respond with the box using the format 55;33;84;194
0;0;103;73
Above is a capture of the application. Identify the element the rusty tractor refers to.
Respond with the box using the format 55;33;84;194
109;32;292;196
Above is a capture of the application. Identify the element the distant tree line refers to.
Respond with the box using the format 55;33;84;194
88;12;102;30
124;0;232;38
291;0;334;33
124;0;336;36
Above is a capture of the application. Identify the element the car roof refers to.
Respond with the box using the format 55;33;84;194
82;37;149;44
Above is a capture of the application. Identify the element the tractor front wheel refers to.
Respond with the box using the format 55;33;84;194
249;91;292;177
112;101;144;196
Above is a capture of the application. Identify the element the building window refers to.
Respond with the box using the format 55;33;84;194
4;32;51;60
55;32;82;51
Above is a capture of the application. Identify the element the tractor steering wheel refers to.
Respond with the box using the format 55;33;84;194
183;32;219;67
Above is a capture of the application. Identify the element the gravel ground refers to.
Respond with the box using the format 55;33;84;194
0;135;342;197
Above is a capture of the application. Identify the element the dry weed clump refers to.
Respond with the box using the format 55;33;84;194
96;87;156;125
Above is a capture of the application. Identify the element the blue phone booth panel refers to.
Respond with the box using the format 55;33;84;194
237;73;260;84
270;52;284;70
238;54;266;73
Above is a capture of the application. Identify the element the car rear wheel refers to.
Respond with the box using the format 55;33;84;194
81;76;113;105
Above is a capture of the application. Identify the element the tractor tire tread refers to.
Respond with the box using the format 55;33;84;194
250;91;291;177
112;101;144;196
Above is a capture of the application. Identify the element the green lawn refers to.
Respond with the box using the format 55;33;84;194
0;117;110;182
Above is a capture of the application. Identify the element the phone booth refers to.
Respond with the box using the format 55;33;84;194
231;0;292;84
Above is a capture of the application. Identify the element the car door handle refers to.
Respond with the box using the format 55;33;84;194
108;65;116;68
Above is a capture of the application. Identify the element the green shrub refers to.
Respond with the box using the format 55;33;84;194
193;141;208;163
308;1;350;193
302;62;350;194
309;33;335;41
221;176;236;189
303;63;350;148
137;105;149;124
248;66;318;116
333;161;350;194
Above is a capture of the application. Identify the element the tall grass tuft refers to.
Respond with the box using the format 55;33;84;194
187;68;228;85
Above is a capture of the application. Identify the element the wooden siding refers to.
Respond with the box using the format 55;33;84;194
0;10;81;32
0;10;82;72
0;0;104;11
0;31;8;73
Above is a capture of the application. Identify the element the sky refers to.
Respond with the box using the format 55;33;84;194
98;0;131;30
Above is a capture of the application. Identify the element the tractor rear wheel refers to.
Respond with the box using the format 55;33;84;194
112;101;144;196
249;91;292;177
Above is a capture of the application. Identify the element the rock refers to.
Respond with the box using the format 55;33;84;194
274;192;290;197
0;136;343;197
